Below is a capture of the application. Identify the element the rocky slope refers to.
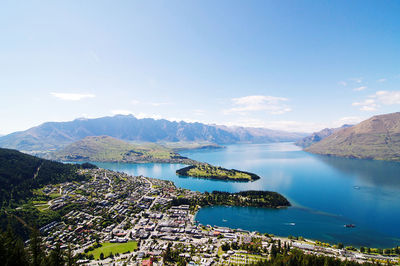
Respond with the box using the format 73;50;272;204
296;125;353;148
306;112;400;161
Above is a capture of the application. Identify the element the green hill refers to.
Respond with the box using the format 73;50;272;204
0;148;94;205
176;164;260;181
0;148;95;238
306;112;400;161
48;135;198;164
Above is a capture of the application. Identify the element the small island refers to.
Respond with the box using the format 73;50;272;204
176;164;260;182
172;190;291;208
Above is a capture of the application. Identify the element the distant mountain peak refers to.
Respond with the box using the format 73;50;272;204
306;112;400;161
295;124;353;148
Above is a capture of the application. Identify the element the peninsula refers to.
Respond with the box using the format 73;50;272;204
176;164;261;182
48;136;199;164
172;190;291;208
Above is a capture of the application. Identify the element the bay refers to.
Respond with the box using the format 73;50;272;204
92;143;400;248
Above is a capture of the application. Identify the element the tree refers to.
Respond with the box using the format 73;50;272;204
221;243;230;251
29;228;45;266
47;243;65;266
337;243;344;249
66;244;75;266
2;223;29;266
270;244;277;258
99;252;104;260
360;246;365;253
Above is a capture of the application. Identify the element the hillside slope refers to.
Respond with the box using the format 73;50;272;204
0;148;94;204
0;115;305;154
296;125;353;148
48;135;197;164
306;112;400;161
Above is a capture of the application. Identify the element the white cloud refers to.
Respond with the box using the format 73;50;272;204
111;109;134;115
130;99;172;107
149;102;171;107
332;116;364;127
110;110;164;120
352;90;400;111
134;113;163;120
374;90;400;105
377;78;387;83
224;118;323;132
224;95;291;115
223;116;366;133
51;92;95;101
353;86;367;91
350;77;363;83
193;109;205;116
338;81;347;86
352;99;378;111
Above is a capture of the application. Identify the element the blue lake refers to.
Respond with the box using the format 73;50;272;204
92;143;400;248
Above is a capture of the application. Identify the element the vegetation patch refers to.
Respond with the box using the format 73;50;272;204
49;136;199;164
86;241;138;260
176;164;260;182
172;190;290;208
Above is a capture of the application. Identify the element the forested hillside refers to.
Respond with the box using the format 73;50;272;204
0;148;94;205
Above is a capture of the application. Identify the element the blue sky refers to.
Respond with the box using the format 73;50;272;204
1;0;399;134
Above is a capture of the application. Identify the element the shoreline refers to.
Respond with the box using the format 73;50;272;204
192;204;400;249
61;159;400;249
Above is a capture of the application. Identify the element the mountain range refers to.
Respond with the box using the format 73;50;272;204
306;112;400;161
0;115;305;154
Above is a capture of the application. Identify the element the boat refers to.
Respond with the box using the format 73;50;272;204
344;224;355;228
284;222;296;226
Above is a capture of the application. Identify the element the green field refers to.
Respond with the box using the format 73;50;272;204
87;241;138;259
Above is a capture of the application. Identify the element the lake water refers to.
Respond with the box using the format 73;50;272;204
92;143;400;248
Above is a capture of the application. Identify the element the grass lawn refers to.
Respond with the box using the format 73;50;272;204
88;241;138;259
49;192;61;199
36;204;49;212
218;246;224;256
230;253;267;265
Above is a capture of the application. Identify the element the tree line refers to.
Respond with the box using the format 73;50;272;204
171;190;290;208
0;224;77;266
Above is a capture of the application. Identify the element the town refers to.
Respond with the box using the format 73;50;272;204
35;168;399;265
